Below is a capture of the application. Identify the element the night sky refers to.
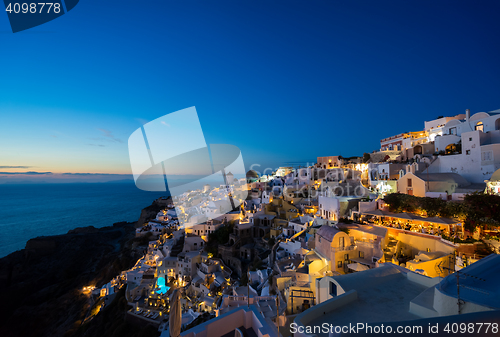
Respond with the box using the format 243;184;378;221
1;0;499;180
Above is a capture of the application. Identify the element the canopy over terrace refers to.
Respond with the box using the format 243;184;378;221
424;216;461;225
392;212;426;221
360;210;461;235
361;209;395;217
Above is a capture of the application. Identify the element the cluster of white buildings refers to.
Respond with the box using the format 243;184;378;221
85;109;500;337
371;109;500;198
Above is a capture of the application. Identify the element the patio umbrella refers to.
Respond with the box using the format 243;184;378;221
169;289;182;337
347;262;369;272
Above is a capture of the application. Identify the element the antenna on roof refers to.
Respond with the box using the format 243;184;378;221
439;262;486;315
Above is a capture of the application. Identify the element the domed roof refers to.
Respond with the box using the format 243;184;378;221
490;168;500;181
246;170;259;178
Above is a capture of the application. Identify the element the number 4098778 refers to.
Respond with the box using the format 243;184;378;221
5;3;61;14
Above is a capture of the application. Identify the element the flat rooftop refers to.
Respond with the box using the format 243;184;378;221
439;254;500;309
306;267;428;336
221;326;257;337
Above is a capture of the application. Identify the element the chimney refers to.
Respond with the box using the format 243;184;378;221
466;109;470;122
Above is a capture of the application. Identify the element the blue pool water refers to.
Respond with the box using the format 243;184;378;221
156;276;170;294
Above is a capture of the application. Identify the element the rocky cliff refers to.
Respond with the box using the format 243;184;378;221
0;221;142;337
136;196;172;228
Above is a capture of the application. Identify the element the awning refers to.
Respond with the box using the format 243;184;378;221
423;216;460;225
360;209;394;217
391;213;426;221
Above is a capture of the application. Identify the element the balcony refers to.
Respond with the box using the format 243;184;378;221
330;245;356;253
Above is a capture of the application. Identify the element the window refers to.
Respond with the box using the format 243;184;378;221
344;254;349;260
407;178;412;187
466;150;471;155
337;261;343;268
329;282;337;296
339;237;344;248
482;151;493;161
450;127;457;135
475;122;484;132
469;137;472;141
359;251;364;258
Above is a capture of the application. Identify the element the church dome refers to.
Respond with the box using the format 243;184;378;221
490;168;500;181
246;170;259;179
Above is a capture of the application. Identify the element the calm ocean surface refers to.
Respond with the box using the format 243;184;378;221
0;183;169;258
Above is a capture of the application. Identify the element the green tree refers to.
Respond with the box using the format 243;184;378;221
463;193;500;231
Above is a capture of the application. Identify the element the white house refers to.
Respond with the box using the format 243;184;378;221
279;240;302;257
429;109;500;183
318;195;341;221
424;114;466;142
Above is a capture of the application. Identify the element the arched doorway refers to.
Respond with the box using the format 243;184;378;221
414;145;423;155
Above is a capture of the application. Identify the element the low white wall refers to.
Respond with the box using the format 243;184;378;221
293;290;358;337
425;192;447;200
433;287;493;317
406;271;442;287
452;193;466;201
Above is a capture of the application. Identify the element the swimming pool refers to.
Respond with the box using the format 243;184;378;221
156;276;170;294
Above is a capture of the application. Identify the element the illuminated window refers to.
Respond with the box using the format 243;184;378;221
475;122;484;132
337;261;342;268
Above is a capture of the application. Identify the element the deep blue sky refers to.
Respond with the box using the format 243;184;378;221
1;0;499;180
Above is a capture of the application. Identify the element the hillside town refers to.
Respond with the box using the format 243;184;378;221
83;110;500;337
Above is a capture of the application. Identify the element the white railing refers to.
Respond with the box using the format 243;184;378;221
354;241;375;247
330;245;356;253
